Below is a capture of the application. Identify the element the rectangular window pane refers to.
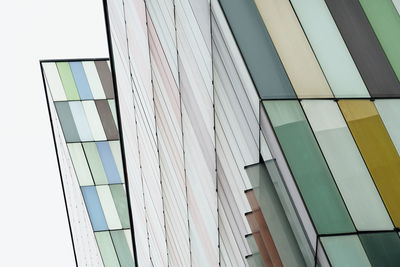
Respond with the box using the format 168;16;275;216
263;100;354;234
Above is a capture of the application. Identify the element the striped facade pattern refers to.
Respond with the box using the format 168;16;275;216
43;0;400;266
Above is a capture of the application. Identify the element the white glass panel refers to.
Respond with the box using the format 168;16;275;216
96;185;123;230
69;101;93;142
109;141;124;180
67;143;93;186
43;62;67;101
375;99;400;154
82;101;107;141
82;61;106;99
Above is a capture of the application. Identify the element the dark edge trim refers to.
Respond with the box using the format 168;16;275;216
40;62;79;267
40;58;109;63
101;0;139;266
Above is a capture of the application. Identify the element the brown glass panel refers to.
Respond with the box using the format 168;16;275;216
95;100;119;140
95;61;115;99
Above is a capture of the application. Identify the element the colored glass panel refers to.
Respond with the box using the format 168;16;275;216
70;62;93;100
359;0;400;80
263;100;354;234
111;230;135;267
302;100;392;230
82;61;106;99
95;61;114;99
375;99;400;154
81;186;108;231
67;143;94;186
82;101;107;141
97;185;122;230
324;0;400;97
110;184;130;228
83;142;108;185
69;101;93;142
339;100;400;227
289;0;369;97
254;0;332;98
56;62;80;100
359;232;400;266
96;141;121;184
321;235;371;267
218;0;296;99
95;231;120;267
54;101;80;142
43;62;67;101
96;100;119;140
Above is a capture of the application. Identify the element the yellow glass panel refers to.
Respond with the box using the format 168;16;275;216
254;0;332;98
339;100;400;226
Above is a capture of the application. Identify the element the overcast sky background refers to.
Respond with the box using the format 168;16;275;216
0;1;108;265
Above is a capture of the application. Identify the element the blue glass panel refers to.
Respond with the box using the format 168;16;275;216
96;141;121;184
69;62;93;100
81;186;108;231
69;101;93;141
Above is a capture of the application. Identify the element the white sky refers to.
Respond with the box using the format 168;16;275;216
0;1;108;265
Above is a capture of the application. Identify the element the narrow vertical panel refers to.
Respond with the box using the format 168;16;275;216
359;0;400;79
375;100;400;154
96;185;122;230
339;100;400;227
96;100;119;140
321;235;371;267
110;184;130;229
109;141;124;179
54;101;80;142
254;0;332;98
83;142;108;185
95;232;120;267
95;61;114;99
67;143;94;186
324;0;400;97
289;0;369;97
218;0;296;99
96;142;121;184
70;62;93;100
111;230;135;267
108;100;118;130
82;61;106;99
56;62;80;100
43;62;67;101
81;186;108;231
359;232;400;266
302;100;393;230
82;101;107;141
69;101;93;142
263;100;354;234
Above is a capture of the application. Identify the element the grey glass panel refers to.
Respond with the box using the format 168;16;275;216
218;0;296;99
324;0;400;97
54;101;80;142
360;232;400;266
95;100;119;140
95;61;115;99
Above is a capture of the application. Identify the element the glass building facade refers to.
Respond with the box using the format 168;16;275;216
42;0;400;266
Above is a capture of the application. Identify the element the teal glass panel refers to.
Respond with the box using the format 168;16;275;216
69;101;93;142
111;230;135;267
218;0;296;99
54;101;80;142
110;184;130;228
321;235;371;267
263;100;354;234
360;232;400;266
95;231;120;267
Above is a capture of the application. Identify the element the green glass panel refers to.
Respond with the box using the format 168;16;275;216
109;184;130;228
321;235;371;267
56;62;80;100
360;232;400;266
111;230;135;267
83;142;108;185
359;0;400;79
263;100;354;234
95;231;120;267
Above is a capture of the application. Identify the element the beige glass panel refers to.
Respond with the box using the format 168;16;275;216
254;0;332;98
